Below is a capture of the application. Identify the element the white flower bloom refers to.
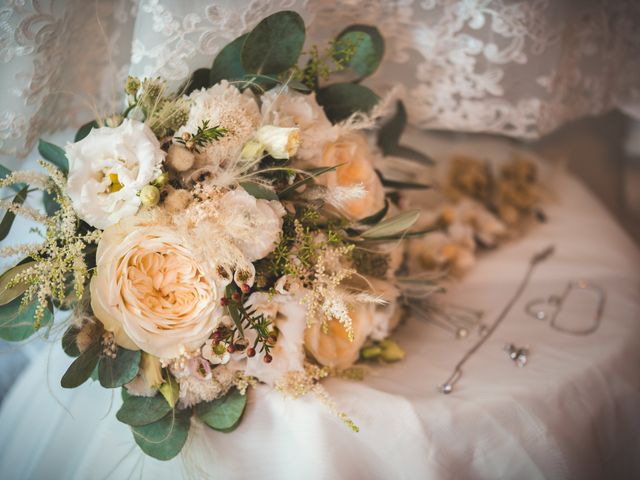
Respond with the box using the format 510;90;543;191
177;80;261;168
261;86;337;164
171;358;237;408
65;119;164;229
216;188;286;262
243;293;307;386
255;125;301;159
202;339;231;365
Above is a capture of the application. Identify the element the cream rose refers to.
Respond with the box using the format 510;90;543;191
318;133;385;220
65;119;164;229
90;217;223;359
304;303;374;368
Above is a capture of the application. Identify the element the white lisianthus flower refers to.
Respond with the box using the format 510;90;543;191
255;125;301;159
176;80;260;168
90;216;224;359
261;86;337;164
65;119;164;229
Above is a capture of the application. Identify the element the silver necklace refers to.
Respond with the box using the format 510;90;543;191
525;280;605;335
439;245;555;394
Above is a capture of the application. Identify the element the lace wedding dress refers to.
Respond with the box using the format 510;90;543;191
1;0;639;158
1;2;640;479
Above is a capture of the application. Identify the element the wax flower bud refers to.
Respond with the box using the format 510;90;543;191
139;184;160;207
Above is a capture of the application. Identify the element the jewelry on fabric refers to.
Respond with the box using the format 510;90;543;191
525;280;605;335
439;245;555;394
409;300;486;339
504;343;529;367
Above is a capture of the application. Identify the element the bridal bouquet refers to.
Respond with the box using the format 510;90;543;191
0;11;435;460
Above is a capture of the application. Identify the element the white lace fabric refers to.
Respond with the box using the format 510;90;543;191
1;0;639;157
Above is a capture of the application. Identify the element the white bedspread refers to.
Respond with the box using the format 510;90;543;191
1;140;639;480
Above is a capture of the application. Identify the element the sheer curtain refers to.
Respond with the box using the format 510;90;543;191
1;0;639;155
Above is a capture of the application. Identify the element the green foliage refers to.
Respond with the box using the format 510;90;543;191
38;139;69;176
316;83;379;123
358;199;389;225
241;11;305;75
239;181;279;201
334;25;384;81
360;210;420;239
0;294;52;341
176;120;226;152
159;374;180;408
0;186;28;242
61;342;101;388
377;101;434;165
278;165;338;198
210;34;248;85
61;325;81;357
0;260;34;306
117;393;172;427
195;388;247;431
183;67;211;95
98;347;141;388
132;409;191;461
74;121;99;142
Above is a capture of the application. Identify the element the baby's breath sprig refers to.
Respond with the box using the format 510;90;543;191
175;120;227;152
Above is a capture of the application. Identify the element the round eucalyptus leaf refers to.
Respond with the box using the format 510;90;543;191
61;325;81;357
210;34;248;85
335;25;384;81
132;409;191;461
316;83;380;123
61;342;101;389
241;11;305;75
98;347;141;388
183;68;211;95
0;295;52;342
74;121;99;142
117;394;171;427
195;387;247;431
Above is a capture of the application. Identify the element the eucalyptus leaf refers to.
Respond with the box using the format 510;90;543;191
0;164;26;193
239;181;278;201
38;139;69;175
61;325;81;357
159;374;180;408
195;388;247;431
278;165;338;197
0;261;34;306
132;409;191;461
98;347;141;388
316;83;379;123
335;25;384;81
61;342;101;388
43;190;60;216
360;227;436;242
0;186;28;242
241;11;305;75
74;120;99;142
377;101;434;165
183;68;211;95
0;295;52;341
117;394;172;427
361;209;420;239
358;199;389;225
211;34;248;85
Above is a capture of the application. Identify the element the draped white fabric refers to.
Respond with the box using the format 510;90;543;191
1;131;639;479
1;0;640;157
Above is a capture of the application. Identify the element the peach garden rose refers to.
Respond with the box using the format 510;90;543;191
317;133;386;220
90;216;223;359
